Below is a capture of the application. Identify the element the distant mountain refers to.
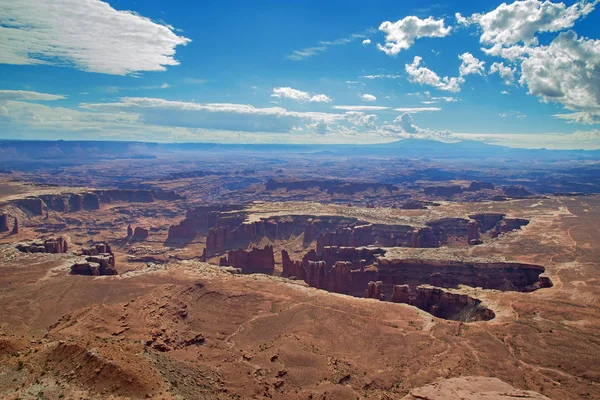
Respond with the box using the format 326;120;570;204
0;138;599;169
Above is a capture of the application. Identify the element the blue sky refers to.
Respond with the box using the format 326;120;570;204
0;0;599;149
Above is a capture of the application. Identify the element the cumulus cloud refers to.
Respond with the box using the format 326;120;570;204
271;87;332;103
394;107;441;113
458;52;485;76
0;90;66;101
519;30;600;124
381;113;457;141
377;16;451;56
362;39;372;45
0;0;190;75
457;0;598;56
345;111;378;127
490;62;517;84
361;94;377;102
405;56;465;92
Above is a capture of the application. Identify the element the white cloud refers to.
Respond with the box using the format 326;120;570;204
0;0;190;75
332;105;390;111
381;113;457;141
377;16;451;55
345;111;378;127
360;74;402;79
362;39;372;45
458;52;485;76
405;56;465;92
286;31;372;60
271;87;332;103
457;0;598;56
394;107;441;113
519;30;600;124
0;90;66;101
361;94;377;102
490;62;517;84
501;90;510;95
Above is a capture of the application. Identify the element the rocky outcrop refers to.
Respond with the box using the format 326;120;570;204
282;246;382;295
82;193;100;210
12;217;18;234
225;246;275;274
424;185;463;197
73;242;117;276
409;227;439;248
401;376;551;400
469;213;505;232
377;258;549;292
503;186;533;198
167;205;241;242
39;195;68;212
127;224;133;237
365;281;384;300
282;250;305;280
0;213;8;232
15;197;44;215
491;218;529;238
167;219;198;241
16;235;69;253
466;181;495;191
132;227;149;240
69;194;83;212
391;285;495;322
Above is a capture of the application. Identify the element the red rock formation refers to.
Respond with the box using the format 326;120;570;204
76;242;117;275
394;285;495;322
132;227;149;240
82;193;100;210
391;284;410;303
15;197;44;215
167;219;198;241
226;245;275;274
467;220;481;245
39;195;68;212
0;213;8;232
424;185;463;197
16;235;69;254
377;258;548;292
491;218;529;238
12;217;19;234
281;250;305;280
469;213;505;232
305;260;327;289
69;194;84;212
503;186;532;198
365;281;384;300
127;224;133;237
409;227;438;248
467;181;495;191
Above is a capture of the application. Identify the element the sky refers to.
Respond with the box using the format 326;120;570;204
0;0;599;149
